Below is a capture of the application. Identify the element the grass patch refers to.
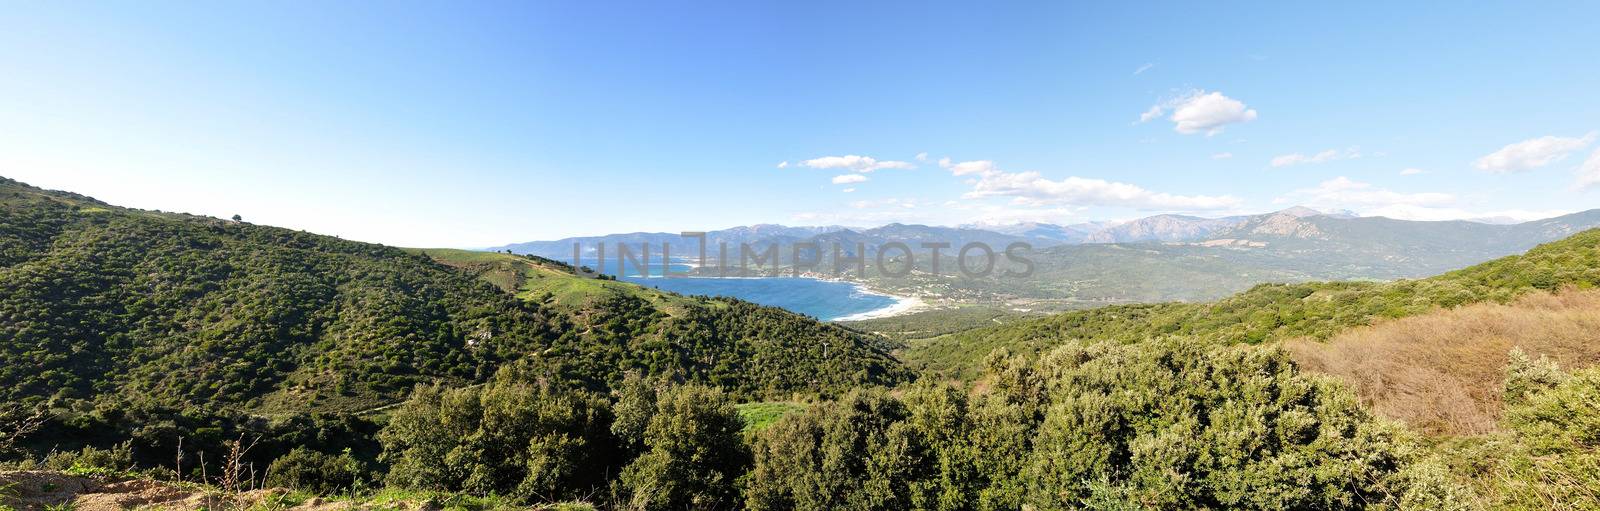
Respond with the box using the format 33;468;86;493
737;402;807;433
350;487;550;510
409;247;706;314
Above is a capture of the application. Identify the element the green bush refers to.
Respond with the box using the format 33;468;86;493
44;442;133;475
1502;347;1568;407
264;447;363;495
747;340;1413;510
616;383;748;510
1430;363;1600;510
380;380;617;504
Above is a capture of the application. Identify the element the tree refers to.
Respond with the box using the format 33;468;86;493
610;371;657;455
1021;341;1408;510
380;381;617;504
745;389;909;511
231;214;242;222
748;341;1414;511
617;383;748;510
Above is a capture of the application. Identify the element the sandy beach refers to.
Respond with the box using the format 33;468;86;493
831;284;926;321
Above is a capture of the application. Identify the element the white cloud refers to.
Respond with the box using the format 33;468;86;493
776;161;789;169
831;174;868;184
1138;105;1164;123
915;152;928;162
1275;176;1453;211
1139;90;1257;136
1270;147;1362;168
1211;152;1234;160
790;201;946;227
1399;167;1427;176
800;154;916;173
1366;206;1570;223
954;204;1091;225
1474;132;1597;173
938;157;997;176
1133;63;1155;75
841;188;856;193
942;159;1240;210
1576;149;1600;190
1276;177;1571;222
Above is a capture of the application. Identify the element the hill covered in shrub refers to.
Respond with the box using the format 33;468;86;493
0;176;909;413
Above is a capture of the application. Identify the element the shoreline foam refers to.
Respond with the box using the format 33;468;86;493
623;273;926;322
829;284;925;322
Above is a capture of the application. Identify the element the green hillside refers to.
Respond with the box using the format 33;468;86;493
406;247;706;314
0;177;909;413
903;228;1600;379
7;177;1600;509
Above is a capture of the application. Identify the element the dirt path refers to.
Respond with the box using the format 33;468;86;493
0;471;402;511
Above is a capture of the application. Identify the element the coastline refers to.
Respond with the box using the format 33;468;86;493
621;270;927;322
830;283;925;322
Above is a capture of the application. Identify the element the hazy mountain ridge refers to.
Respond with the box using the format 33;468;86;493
497;206;1584;261
488;224;850;259
1083;213;1247;243
492;208;1600;308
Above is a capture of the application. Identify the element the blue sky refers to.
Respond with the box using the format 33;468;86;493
3;1;1598;247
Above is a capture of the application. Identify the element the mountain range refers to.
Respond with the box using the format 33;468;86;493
493;205;1570;258
491;207;1600;306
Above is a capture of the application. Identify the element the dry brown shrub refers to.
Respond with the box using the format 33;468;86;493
1285;288;1600;436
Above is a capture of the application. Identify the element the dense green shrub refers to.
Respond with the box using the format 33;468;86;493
1429;362;1600;510
380;380;617;504
1022;342;1407;509
264;447;364;495
616;383;748;510
748;341;1412;510
1501;347;1567;407
42;442;134;475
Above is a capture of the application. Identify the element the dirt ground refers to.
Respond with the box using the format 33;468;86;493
0;471;419;511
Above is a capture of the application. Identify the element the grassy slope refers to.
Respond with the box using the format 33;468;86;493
838;305;1035;343
902;228;1600;379
406;247;707;314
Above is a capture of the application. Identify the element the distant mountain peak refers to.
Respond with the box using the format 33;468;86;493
1274;206;1359;219
1277;206;1325;218
1082;214;1243;244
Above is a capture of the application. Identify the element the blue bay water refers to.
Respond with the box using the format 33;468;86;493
623;276;896;321
572;257;895;321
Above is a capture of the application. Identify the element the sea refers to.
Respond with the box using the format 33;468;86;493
572;257;899;321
